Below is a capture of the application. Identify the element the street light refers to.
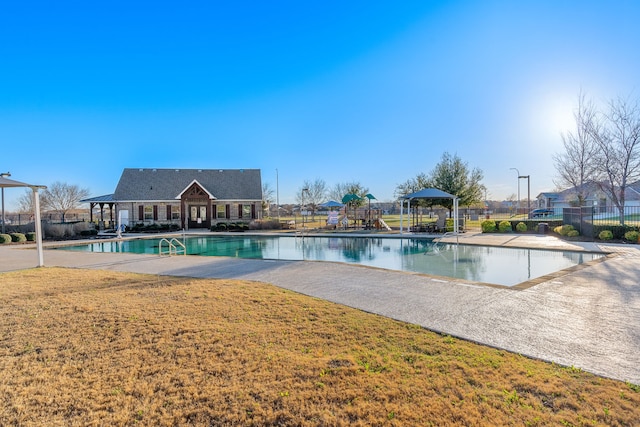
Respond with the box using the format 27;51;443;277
301;187;309;227
276;168;280;221
509;168;520;215
1;171;10;234
518;175;531;214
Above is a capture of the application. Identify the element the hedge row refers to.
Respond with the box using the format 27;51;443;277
0;232;31;244
480;220;563;233
211;222;250;232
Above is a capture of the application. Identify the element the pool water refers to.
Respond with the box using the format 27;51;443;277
56;235;604;287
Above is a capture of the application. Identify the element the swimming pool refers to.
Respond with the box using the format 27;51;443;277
56;235;604;287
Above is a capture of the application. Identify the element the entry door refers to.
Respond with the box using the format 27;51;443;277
189;205;207;228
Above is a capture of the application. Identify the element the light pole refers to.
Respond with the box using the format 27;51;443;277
509;168;520;215
1;172;10;234
301;187;309;227
276;168;280;221
519;175;531;214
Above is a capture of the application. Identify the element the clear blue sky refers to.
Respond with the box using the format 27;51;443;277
1;0;639;210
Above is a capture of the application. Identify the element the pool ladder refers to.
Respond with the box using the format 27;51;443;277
159;238;186;256
433;231;458;244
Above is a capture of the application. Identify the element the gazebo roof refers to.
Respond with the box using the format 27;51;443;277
81;194;114;203
401;188;456;199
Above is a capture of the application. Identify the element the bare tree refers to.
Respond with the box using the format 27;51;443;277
553;92;600;205
328;182;369;207
297;179;327;219
589;95;640;224
261;182;275;216
42;181;90;223
16;190;35;213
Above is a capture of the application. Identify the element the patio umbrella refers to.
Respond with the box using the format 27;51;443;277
320;200;344;209
0;176;47;267
0;176;31;187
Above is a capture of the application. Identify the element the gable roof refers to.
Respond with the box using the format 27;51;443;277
113;168;262;201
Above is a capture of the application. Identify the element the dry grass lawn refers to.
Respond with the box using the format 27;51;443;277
1;267;638;426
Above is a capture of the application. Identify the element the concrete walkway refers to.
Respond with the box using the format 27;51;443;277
1;232;639;384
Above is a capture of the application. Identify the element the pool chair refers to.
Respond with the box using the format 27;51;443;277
432;216;446;233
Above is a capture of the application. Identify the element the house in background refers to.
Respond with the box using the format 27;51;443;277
107;168;262;229
536;180;640;213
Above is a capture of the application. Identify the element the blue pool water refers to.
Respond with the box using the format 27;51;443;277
56;235;604;287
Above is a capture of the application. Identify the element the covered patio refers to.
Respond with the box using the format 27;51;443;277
81;194;115;229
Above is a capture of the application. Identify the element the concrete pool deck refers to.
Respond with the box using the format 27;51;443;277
1;232;639;384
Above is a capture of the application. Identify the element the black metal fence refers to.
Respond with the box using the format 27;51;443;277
1;212;92;227
481;206;640;238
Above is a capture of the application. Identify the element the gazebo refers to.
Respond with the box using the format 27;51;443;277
399;188;459;237
0;175;47;267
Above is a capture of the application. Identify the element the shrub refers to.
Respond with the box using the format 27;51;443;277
592;224;634;240
26;232;36;241
249;219;281;230
567;230;580;237
515;222;527;232
554;224;575;236
481;220;496;233
45;224;71;239
498;220;512;233
598;230;613;241
10;232;27;242
0;233;11;244
624;230;639;243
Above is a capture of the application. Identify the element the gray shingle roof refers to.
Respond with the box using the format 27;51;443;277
81;194;115;203
113;168;262;201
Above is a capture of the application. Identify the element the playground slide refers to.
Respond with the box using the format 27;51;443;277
377;218;392;231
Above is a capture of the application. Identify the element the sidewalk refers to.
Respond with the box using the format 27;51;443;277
1;233;639;384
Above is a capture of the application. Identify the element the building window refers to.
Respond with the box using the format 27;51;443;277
144;205;153;221
242;204;251;218
217;204;226;219
171;205;180;220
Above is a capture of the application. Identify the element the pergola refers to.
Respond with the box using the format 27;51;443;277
82;194;115;227
399;188;459;237
0;175;46;267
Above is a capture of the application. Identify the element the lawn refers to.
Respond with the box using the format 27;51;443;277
1;268;638;426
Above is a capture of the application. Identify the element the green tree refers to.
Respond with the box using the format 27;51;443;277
394;173;432;208
430;153;484;213
396;153;484;215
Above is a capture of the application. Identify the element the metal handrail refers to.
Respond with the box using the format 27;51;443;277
159;237;186;256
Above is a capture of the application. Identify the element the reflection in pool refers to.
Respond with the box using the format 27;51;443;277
56;235;603;287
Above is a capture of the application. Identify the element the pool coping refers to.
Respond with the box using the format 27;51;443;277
44;231;612;290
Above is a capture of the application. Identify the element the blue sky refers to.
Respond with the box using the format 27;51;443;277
1;0;639;209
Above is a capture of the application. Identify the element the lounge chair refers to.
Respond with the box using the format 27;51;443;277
432;216;446;233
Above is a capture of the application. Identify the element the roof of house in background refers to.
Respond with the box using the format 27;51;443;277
113;168;262;201
550;180;640;203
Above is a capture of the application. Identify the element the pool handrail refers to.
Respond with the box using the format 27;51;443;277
159;238;186;256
